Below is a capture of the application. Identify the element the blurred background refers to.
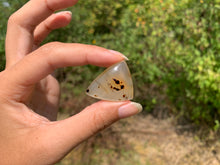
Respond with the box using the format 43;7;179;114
0;0;220;164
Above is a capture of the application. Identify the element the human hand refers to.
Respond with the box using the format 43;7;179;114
0;0;142;164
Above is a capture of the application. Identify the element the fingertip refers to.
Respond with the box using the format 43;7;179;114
108;50;129;61
87;100;142;119
91;49;128;67
55;11;72;19
118;102;142;119
50;11;72;28
85;100;129;113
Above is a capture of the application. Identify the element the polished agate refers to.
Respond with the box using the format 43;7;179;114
86;61;133;101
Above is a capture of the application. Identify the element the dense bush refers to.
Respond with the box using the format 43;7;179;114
0;0;219;127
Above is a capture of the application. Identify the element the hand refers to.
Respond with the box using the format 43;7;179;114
0;0;142;164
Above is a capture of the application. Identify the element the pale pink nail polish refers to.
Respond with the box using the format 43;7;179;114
118;102;142;119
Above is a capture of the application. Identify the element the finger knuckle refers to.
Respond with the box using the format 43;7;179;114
7;12;35;31
37;42;63;70
45;41;62;47
40;42;62;53
91;110;108;133
7;13;18;26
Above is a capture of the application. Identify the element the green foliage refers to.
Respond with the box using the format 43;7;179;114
0;0;219;126
72;0;220;125
214;120;220;132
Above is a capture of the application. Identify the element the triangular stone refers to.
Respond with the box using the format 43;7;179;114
86;61;133;101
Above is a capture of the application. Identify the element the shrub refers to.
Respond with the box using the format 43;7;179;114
71;0;220;125
0;0;219;127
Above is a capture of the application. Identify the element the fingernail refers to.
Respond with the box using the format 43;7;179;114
109;50;129;61
56;11;72;16
118;102;142;119
64;11;72;16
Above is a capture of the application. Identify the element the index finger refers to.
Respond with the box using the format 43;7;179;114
5;43;127;88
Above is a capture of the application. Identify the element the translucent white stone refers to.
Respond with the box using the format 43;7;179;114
86;61;133;101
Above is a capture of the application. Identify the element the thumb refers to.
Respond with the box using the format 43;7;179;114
42;101;142;163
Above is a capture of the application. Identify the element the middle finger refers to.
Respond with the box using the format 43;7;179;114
33;11;72;49
5;0;78;67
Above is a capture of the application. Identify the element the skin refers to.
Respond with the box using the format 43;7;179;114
0;0;141;164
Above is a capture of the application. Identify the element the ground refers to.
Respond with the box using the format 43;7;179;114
56;96;220;165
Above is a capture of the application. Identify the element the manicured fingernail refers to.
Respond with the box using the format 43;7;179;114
109;50;129;61
56;11;72;16
64;11;72;16
66;11;72;15
118;102;142;119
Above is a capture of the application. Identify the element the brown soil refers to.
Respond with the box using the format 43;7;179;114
57;96;220;165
